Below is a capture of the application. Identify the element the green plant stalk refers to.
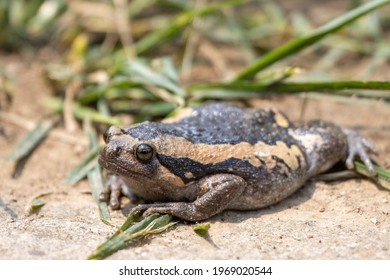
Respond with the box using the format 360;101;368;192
134;0;246;54
354;161;390;189
5;116;59;161
23;0;46;25
26;192;53;215
189;80;390;100
60;147;99;187
88;214;159;260
88;163;111;225
316;161;390;190
126;59;184;97
46;97;121;125
77;80;142;105
0;1;10;44
232;0;390;81
88;214;176;260
116;213;141;235
316;170;359;181
84;118;111;225
192;223;210;236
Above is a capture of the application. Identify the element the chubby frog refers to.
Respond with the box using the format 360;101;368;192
98;103;376;221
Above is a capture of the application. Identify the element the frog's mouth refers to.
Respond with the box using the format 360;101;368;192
98;153;141;178
99;156;126;174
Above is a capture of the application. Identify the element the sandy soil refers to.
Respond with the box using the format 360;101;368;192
0;49;389;260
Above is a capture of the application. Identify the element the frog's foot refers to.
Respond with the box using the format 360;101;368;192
130;202;198;220
99;174;136;209
130;201;218;222
343;128;378;176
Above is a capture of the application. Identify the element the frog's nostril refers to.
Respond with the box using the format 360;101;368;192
105;144;123;158
114;146;122;155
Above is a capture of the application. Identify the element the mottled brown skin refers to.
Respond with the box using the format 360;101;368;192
99;103;376;221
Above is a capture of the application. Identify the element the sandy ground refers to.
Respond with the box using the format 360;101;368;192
0;50;389;260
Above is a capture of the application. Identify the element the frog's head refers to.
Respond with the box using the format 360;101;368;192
98;124;186;193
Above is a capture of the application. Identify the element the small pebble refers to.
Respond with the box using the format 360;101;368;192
319;207;325;212
370;217;378;225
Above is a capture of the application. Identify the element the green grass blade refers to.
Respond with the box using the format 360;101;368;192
317;161;390;191
84;119;111;225
117;213;141;235
316;170;359;182
60;147;99;187
5;115;59;161
46;97;122;125
77;80;143;105
232;0;390;81
25;192;53;216
88;163;111;225
27;0;66;34
123;215;176;241
354;161;390;190
155;57;180;84
88;214;176;259
189;80;390;100
22;0;45;25
134;0;245;55
192;223;210;237
87;214;159;260
191;89;262;100
128;0;158;17
125;59;184;97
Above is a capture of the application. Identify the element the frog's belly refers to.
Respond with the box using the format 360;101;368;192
226;174;308;210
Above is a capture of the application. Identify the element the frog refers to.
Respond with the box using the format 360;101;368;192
98;103;377;221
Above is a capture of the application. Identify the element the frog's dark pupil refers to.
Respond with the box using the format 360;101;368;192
136;144;154;162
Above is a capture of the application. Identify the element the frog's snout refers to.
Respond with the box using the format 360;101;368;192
101;142;125;161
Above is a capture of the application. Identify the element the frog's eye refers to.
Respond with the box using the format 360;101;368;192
135;144;154;162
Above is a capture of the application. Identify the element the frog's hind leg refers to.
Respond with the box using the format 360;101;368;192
130;174;246;221
291;120;377;177
291;120;347;177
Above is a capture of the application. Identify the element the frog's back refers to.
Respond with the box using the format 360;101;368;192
165;103;298;146
128;103;305;169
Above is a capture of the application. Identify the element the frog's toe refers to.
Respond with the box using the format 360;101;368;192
100;174;134;210
343;128;377;176
142;207;159;218
362;137;378;155
106;182;122;210
130;204;151;216
99;185;110;203
132;202;191;219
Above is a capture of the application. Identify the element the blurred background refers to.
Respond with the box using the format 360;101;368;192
1;0;390;260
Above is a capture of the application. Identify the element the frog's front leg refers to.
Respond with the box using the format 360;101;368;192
99;173;138;209
131;174;246;221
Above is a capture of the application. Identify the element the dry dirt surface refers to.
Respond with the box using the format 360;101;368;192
0;51;389;260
